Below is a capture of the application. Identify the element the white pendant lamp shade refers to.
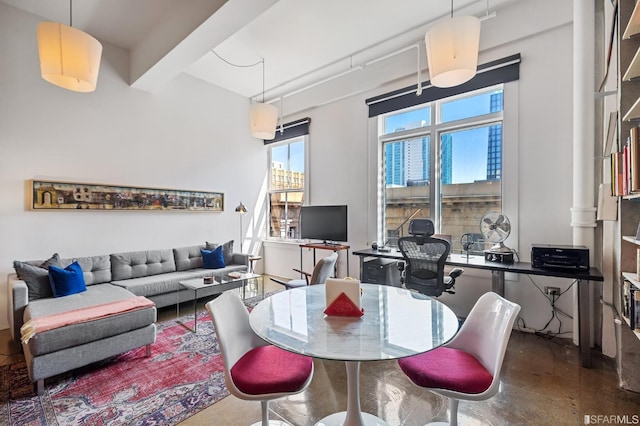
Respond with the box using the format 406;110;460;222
37;22;103;93
250;102;278;140
425;15;481;88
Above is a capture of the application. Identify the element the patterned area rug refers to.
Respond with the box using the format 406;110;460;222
0;310;230;425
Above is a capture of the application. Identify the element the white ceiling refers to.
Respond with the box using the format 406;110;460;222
2;0;523;100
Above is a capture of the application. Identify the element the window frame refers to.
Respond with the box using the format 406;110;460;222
267;135;309;241
377;83;518;252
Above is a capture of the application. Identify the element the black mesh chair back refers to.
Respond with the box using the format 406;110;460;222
398;235;451;297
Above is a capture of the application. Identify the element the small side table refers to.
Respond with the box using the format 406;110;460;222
247;256;263;299
248;255;262;273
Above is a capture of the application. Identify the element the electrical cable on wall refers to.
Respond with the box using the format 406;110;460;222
513;276;576;338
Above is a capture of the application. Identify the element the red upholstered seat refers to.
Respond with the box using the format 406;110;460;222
231;345;314;395
398;347;493;394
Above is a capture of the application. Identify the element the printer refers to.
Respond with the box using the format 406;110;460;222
531;244;590;271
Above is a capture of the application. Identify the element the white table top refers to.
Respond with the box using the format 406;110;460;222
249;283;459;362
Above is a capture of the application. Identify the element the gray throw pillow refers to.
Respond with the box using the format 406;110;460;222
13;253;62;301
206;240;234;265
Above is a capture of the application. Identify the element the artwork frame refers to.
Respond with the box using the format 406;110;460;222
30;180;224;212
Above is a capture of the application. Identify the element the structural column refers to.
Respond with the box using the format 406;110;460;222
571;0;597;348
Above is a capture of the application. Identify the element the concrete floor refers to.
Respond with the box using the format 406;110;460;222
178;329;640;426
3;278;640;425
178;279;640;426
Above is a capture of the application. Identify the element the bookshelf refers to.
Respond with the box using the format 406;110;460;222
623;98;640;121
616;0;640;393
621;273;640;341
624;47;640;81
623;0;640;40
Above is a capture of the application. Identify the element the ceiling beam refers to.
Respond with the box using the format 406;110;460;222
130;0;279;93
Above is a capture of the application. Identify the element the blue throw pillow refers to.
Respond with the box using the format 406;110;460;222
48;261;87;297
201;247;225;269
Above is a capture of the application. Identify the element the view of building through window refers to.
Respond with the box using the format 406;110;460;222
268;139;305;239
382;86;504;253
268;87;503;247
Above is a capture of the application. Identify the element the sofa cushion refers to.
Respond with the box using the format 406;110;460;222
61;254;111;285
112;271;203;297
48;261;87;297
111;249;176;280
111;265;248;297
23;284;156;356
13;253;63;301
202;247;225;269
206;240;234;266
173;245;205;271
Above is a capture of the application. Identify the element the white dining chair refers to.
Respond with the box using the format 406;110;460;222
398;292;521;425
206;291;314;426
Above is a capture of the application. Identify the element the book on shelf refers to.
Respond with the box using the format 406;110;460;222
623;279;631;319
624;142;629;196
630;287;637;329
635;291;640;331
596;183;618;220
604;111;617;156
611;126;640;196
616;150;625;196
632;126;640;192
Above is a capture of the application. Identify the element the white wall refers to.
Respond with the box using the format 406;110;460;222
3;0;611;355
0;4;268;330
265;0;595;346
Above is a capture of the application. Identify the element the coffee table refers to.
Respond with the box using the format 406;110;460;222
178;272;260;332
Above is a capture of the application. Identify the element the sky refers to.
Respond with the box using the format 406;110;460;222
272;89;502;183
385;90;500;184
271;140;305;172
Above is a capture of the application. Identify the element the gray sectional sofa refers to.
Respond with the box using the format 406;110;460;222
7;242;249;394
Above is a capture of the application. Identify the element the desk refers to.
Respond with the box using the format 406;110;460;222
300;242;350;277
249;283;458;426
352;248;604;368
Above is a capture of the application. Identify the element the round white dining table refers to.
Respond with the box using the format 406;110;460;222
249;283;459;426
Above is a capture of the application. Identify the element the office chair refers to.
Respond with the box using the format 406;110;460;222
397;219;463;297
398;292;521;426
206;291;314;426
270;252;338;289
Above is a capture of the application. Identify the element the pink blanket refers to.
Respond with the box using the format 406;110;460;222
21;296;155;344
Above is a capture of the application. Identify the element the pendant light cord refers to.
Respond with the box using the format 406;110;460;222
262;60;265;103
69;0;73;27
210;49;267;102
210;50;263;68
451;0;453;18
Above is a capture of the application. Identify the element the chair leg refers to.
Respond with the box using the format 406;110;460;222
261;400;270;425
448;397;459;426
146;344;152;357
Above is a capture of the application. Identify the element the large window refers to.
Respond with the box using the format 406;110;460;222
380;86;504;253
268;137;306;239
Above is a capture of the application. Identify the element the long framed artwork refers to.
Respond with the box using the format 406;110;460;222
30;180;224;212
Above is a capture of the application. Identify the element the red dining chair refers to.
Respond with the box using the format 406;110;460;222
398;292;520;425
206;291;314;426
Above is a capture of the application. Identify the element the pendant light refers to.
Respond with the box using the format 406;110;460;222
250;60;278;140
425;0;480;88
37;0;102;93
